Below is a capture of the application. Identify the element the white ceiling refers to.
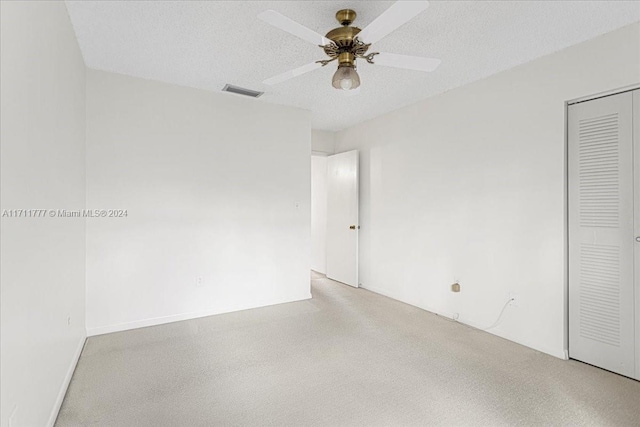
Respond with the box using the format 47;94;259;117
66;1;640;131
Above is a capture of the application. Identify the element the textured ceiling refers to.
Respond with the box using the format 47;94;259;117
66;1;640;131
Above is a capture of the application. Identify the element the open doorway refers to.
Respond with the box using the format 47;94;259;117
311;155;328;275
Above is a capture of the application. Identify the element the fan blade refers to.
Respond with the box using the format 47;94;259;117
258;10;331;46
372;52;441;72
357;1;429;45
263;62;323;86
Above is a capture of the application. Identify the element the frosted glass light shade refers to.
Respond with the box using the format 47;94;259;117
332;66;360;90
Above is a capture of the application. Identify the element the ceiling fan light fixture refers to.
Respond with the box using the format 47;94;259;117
332;65;360;91
259;2;440;90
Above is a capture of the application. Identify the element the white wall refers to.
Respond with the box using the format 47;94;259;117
311;156;328;274
85;70;311;335
335;23;640;359
0;2;87;426
312;130;335;155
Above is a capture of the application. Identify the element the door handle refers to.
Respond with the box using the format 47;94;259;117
349;225;359;230
636;236;640;242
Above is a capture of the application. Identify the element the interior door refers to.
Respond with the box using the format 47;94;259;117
326;150;358;287
568;91;635;378
634;89;640;380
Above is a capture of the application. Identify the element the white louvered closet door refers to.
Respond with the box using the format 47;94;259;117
568;90;636;378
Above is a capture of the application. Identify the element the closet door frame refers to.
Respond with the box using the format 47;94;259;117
634;89;640;380
565;83;640;380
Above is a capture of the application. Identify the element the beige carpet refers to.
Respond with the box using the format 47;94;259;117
56;272;640;426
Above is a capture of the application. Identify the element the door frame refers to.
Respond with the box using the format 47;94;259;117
564;83;640;366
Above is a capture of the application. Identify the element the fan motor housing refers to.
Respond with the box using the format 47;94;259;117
325;26;361;49
322;26;370;60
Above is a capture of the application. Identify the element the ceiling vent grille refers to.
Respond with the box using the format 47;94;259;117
222;84;263;98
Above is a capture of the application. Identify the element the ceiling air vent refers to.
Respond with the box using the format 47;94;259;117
222;84;263;98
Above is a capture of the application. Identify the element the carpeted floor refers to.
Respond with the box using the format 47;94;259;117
56;272;640;426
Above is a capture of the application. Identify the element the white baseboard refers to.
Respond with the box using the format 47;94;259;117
362;284;567;360
47;334;86;427
87;293;313;337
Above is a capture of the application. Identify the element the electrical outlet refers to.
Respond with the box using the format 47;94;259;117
196;276;204;288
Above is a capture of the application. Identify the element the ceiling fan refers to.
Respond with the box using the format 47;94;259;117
258;1;441;91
